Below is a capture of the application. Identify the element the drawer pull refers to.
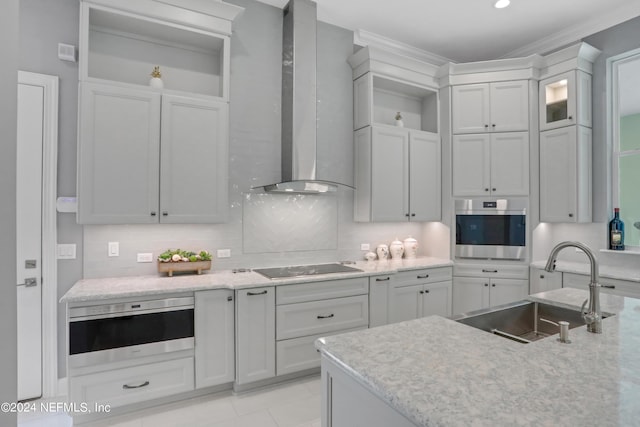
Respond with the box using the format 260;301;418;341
123;380;150;390
602;285;615;289
417;274;429;279
247;290;268;296
317;314;335;319
375;277;391;282
482;269;498;273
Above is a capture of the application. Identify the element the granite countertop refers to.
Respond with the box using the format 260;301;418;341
316;288;639;426
530;260;640;282
60;257;453;303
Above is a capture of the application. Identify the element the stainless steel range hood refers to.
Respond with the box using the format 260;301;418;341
258;0;351;194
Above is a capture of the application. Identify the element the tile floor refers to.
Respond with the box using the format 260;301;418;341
18;375;322;427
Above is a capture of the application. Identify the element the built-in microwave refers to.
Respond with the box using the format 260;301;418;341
68;296;195;369
455;199;527;260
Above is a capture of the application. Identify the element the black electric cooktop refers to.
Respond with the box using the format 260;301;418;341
253;263;362;279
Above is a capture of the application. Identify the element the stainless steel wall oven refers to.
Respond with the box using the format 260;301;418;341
68;296;194;369
455;199;527;260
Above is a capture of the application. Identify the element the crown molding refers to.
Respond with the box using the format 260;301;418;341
502;2;640;59
354;28;453;66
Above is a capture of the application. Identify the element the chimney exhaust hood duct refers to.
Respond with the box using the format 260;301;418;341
259;0;352;194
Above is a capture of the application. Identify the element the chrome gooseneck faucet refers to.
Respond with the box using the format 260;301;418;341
544;241;602;333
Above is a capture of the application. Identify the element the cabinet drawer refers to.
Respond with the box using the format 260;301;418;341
394;267;452;287
563;273;640;298
70;357;194;408
276;277;368;305
276;327;365;376
276;295;369;340
454;264;528;279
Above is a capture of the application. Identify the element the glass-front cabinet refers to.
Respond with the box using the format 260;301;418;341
539;70;592;131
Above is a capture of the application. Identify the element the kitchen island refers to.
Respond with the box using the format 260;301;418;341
316;288;639;426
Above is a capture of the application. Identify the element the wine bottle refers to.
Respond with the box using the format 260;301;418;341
609;208;625;250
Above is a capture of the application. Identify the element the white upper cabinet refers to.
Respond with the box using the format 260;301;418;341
160;95;229;223
354;126;441;222
353;72;439;133
452;81;529;134
539;125;592;223
452;132;529;196
77;83;161;224
76;0;241;224
79;1;240;100
77;83;229;224
539;70;592;131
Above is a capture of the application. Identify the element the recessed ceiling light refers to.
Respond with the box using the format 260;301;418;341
494;0;510;8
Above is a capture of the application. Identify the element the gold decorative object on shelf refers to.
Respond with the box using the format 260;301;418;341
149;66;164;89
157;249;212;276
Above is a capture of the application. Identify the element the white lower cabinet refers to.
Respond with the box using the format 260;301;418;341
563;272;640;298
235;287;275;385
70;357;194;409
369;274;393;327
529;267;562;294
275;278;369;377
388;267;453;323
452;264;529;315
195;289;234;389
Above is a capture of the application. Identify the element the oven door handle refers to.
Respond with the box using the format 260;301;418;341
122;380;150;390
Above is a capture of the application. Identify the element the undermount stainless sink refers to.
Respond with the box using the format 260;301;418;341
453;300;609;344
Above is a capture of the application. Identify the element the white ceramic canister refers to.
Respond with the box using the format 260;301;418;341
403;236;418;258
376;244;389;260
389;238;404;259
365;251;377;261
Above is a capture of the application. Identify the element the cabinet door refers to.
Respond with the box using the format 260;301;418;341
353;73;372;130
195;289;234;389
489;278;528;307
389;283;422;323
489;81;529;132
77;82;161;224
529;267;562;294
452;277;489;316
160;95;228;223
540;126;592;223
539;71;576;131
422;281;452;318
452;134;491;196
371;126;409;221
452;84;490;134
369;275;392;327
236;287;275;385
490;132;529;196
409;131;441;221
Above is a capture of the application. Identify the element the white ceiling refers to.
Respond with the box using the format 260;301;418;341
255;0;640;63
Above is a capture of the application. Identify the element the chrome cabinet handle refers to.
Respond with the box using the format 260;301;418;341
123;380;149;390
247;290;268;296
482;269;498;273
317;314;334;319
417;274;429;279
375;277;391;282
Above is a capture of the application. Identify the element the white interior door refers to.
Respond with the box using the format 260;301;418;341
17;82;44;401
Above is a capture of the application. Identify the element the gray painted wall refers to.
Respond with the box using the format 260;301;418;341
0;0;19;424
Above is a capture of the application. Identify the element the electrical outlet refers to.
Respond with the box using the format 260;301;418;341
57;244;76;260
217;249;231;258
108;241;119;257
137;253;153;263
360;243;370;251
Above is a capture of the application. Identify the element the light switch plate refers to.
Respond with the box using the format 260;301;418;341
108;242;119;257
57;244;76;260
